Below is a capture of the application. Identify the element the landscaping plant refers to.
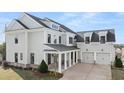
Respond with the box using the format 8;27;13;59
38;60;48;73
115;56;123;68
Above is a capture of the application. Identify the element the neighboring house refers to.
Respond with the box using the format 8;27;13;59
5;13;116;73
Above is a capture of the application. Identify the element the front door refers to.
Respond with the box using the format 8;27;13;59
48;54;51;65
30;53;34;64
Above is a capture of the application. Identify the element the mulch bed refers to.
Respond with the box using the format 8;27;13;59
33;71;63;79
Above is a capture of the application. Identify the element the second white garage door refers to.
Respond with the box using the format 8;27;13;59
82;52;94;63
96;53;110;64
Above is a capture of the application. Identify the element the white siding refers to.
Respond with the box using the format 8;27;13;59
6;20;25;31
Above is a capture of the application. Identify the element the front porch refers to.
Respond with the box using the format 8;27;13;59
44;46;80;73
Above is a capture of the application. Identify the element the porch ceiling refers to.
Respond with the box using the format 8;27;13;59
44;44;79;52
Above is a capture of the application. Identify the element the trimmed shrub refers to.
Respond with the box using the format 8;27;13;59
38;60;48;73
115;57;123;68
3;62;8;68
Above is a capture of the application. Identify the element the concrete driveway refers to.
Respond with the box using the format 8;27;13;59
60;63;111;80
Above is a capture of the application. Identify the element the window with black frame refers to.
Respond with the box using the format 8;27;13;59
69;37;73;44
100;36;105;44
15;38;18;44
85;37;90;44
59;36;61;44
48;34;51;43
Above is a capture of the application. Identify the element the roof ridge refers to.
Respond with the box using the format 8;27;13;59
78;29;115;33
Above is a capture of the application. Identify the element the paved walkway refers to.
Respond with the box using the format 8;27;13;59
60;63;111;80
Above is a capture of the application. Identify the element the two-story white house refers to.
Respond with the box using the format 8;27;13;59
5;13;116;73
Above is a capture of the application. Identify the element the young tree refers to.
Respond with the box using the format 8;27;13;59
38;60;48;73
115;56;123;68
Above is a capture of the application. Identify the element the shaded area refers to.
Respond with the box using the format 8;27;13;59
111;67;124;80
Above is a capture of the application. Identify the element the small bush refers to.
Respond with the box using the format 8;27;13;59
3;62;9;68
115;57;123;68
38;60;48;73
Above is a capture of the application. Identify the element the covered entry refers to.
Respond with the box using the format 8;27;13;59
44;44;80;73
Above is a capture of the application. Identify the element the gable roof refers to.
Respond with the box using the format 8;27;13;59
25;13;76;34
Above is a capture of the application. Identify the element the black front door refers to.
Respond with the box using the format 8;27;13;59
48;54;51;65
30;53;34;64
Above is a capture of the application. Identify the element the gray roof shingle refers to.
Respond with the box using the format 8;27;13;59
45;44;79;51
91;32;99;42
15;19;29;29
107;30;116;42
25;13;76;34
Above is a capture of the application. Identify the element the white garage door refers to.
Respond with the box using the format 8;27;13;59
96;53;110;64
82;52;94;63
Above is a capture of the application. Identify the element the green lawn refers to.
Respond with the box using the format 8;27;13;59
111;67;124;80
12;68;63;80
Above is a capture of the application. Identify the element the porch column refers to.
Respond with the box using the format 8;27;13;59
73;51;75;65
76;51;78;63
94;52;96;64
69;52;71;67
58;53;62;73
44;52;46;62
64;53;67;70
25;31;28;65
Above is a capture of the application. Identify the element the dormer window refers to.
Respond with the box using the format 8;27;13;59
51;24;59;30
15;38;18;44
85;37;90;44
100;36;105;44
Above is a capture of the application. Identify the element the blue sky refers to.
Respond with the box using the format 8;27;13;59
0;12;124;44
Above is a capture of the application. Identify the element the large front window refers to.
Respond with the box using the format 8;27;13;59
69;37;73;44
48;34;51;43
100;36;105;44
